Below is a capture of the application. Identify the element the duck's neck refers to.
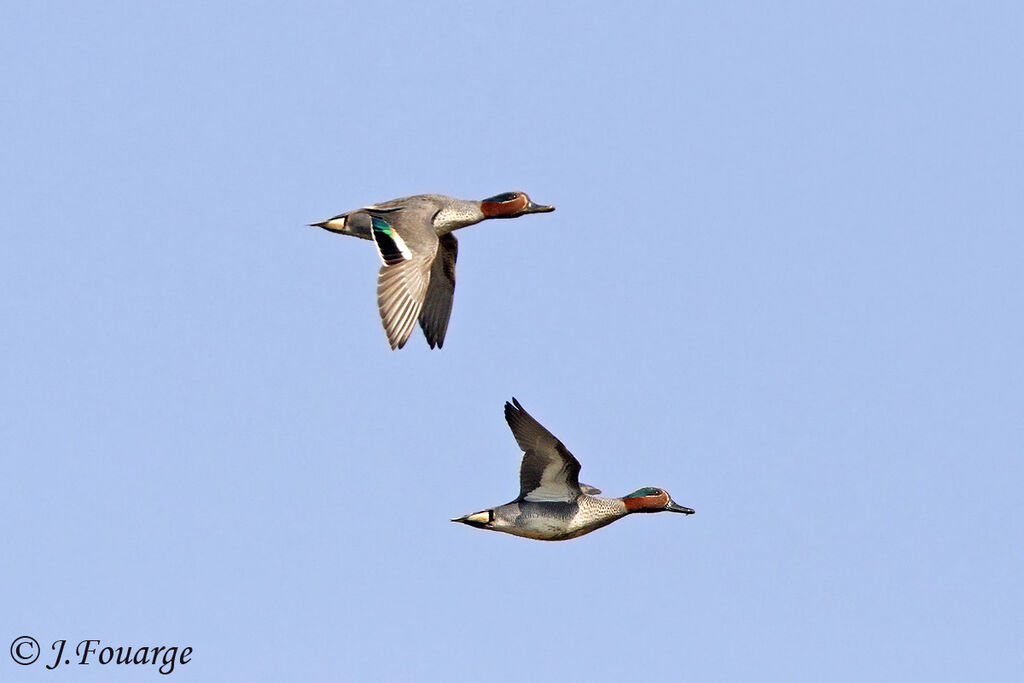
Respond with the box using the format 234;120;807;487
433;200;485;235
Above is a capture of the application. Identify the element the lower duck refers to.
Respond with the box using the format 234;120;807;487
453;398;694;541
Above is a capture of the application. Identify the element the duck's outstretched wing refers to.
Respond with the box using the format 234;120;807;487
418;233;457;349
504;398;583;503
372;215;438;350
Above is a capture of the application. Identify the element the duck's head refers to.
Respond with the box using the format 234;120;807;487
622;487;695;515
480;192;555;219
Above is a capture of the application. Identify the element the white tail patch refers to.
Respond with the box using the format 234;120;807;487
466;511;490;525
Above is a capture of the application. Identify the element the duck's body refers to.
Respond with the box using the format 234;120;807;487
311;192;554;350
453;399;695;541
481;496;630;541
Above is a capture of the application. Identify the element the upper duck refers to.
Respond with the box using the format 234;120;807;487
453;399;695;541
311;192;554;350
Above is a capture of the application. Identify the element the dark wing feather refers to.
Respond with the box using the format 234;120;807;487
504;398;583;502
418;233;457;349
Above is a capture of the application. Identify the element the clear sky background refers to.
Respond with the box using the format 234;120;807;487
3;2;1022;681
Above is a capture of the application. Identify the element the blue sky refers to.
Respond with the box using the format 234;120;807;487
2;1;1022;681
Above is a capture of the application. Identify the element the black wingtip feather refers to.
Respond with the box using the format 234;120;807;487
505;398;530;433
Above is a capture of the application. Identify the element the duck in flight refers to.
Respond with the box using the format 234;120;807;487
311;192;554;349
453;399;695;541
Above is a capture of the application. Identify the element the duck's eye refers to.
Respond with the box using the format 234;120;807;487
484;192;520;204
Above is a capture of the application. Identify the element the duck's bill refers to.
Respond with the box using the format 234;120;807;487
666;501;695;515
524;201;555;213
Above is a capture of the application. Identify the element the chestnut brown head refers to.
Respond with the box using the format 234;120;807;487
622;487;695;514
480;192;555;219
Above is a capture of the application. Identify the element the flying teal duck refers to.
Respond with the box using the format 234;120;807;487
311;192;554;349
453;399;695;541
